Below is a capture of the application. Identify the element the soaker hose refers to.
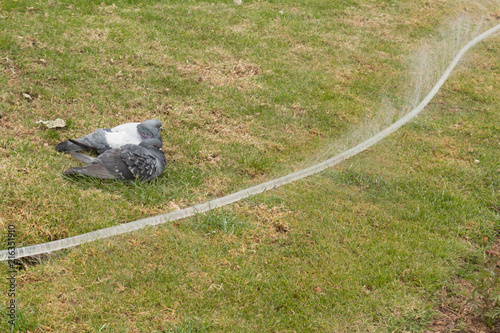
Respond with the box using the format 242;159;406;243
1;23;499;261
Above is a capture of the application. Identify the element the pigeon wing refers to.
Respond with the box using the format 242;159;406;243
121;145;164;181
63;164;117;179
97;148;135;180
64;148;132;180
56;129;110;153
77;129;112;153
55;140;85;152
69;151;96;164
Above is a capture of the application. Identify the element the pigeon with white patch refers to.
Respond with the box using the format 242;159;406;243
63;138;166;182
55;119;163;154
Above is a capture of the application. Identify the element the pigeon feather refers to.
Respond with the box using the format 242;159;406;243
69;151;96;164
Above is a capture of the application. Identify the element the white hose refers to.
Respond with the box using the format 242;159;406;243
2;23;499;261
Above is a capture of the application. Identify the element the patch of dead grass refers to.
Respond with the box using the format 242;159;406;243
201;109;264;148
84;28;108;41
177;59;260;89
0;56;21;87
238;202;293;243
165;105;273;155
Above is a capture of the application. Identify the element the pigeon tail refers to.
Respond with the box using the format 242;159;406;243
55;140;84;152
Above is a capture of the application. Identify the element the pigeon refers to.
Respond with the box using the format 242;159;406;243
63;138;166;182
55;119;163;154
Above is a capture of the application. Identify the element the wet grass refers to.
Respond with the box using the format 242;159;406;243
1;0;499;331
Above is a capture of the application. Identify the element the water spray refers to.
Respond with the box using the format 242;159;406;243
1;23;499;262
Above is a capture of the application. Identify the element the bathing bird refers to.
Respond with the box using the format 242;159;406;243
55;119;162;154
63;138;166;182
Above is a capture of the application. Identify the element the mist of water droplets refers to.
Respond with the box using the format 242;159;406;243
299;12;495;170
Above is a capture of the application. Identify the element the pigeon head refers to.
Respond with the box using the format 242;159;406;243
139;138;163;150
137;119;163;141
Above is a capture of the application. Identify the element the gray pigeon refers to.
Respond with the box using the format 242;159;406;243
55;119;163;154
63;138;166;182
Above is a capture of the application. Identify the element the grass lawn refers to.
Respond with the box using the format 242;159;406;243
1;0;499;331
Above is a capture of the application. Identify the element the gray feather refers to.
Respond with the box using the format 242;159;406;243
70;152;96;164
63;164;118;179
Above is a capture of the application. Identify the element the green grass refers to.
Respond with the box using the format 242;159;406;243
1;0;500;331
